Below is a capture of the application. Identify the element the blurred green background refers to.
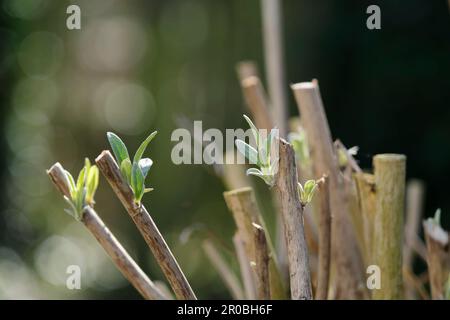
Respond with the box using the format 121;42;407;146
0;0;449;299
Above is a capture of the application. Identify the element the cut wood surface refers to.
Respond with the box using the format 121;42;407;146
291;81;367;299
47;163;166;300
274;139;312;299
96;151;196;300
373;154;406;299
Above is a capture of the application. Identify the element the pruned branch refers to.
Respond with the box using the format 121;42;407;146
423;218;449;299
291;81;367;299
223;187;286;299
252;223;270;299
373;154;406;299
316;175;331;300
95;150;196;300
274;139;312;300
47;163;166;300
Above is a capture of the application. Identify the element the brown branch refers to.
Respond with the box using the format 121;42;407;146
373;154;406;299
316;175;331;300
354;172;377;265
423;219;449;299
223;187;286;299
95;151;196;300
236;60;259;80
291;81;368;299
404;179;426;299
274;139;312;299
232;233;256;299
252;223;270;299
47;163;166;300
202;239;245;300
239;76;273;131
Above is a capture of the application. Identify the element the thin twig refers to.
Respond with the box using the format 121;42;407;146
261;0;288;137
95;151;196;300
316;175;331;300
239;76;273;131
203;239;245;300
274;139;312;300
404;179;426;299
252;223;271;299
47;163;166;300
223;188;286;299
423;219;449;299
291;81;368;299
233;233;256;299
373;154;406;299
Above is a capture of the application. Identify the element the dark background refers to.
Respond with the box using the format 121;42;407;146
0;0;448;299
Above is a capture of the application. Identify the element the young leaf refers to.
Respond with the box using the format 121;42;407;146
133;131;157;163
65;170;77;199
76;166;86;191
86;165;99;204
120;158;132;184
107;132;130;165
243;114;259;147
235;139;259;165
144;187;154;193
131;162;144;204
138;158;153;178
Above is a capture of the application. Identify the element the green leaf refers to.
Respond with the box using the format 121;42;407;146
138;158;153;178
243;114;259;147
131;162;144;204
63;196;78;220
144;187;154;193
235;139;259;165
134;131;157;163
304;180;317;194
107;132;130;165
65;170;77;200
120;158;132;184
86;165;99;205
76;166;86;191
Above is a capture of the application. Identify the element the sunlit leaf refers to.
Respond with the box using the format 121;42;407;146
133;131;157;163
131;162;144;204
138;158;153;178
107;132;130;165
120;158;132;184
243;114;259;147
86;165;99;205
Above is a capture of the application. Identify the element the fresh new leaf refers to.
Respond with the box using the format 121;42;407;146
86;165;99;204
65;170;77;199
131;162;145;204
246;167;264;177
76;166;86;191
138;158;153;178
243;114;259;147
107;132;130;165
133;131;157;163
235;139;259;165
120;158;132;183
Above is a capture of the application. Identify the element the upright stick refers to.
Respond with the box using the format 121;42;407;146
261;0;288;137
404;179;425;298
373;154;406;299
274;139;312;300
223;188;285;299
47;163;166;300
423;218;449;299
291;82;367;299
316;176;331;300
233;233;256;299
252;223;271;299
96;151;196;300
